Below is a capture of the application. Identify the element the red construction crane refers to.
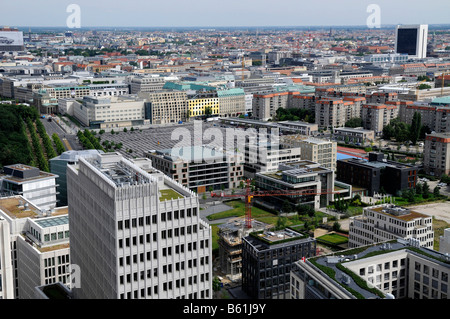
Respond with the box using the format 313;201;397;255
210;179;338;229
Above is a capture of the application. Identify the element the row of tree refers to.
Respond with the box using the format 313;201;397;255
77;130;106;152
35;119;57;160
0;105;34;167
274;107;315;123
25;117;49;172
382;113;430;145
52;133;66;155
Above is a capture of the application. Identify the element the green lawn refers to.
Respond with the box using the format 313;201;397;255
206;200;274;221
317;233;348;245
159;189;183;201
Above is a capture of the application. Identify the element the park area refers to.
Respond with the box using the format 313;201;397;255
205;199;340;254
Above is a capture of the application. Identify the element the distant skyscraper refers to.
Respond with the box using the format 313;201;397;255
67;153;212;299
395;24;428;59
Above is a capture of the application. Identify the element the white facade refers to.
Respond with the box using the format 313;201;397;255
395;24;428;59
0;164;58;210
72;95;146;128
439;228;450;255
0;196;71;299
67;153;213;299
349;204;434;249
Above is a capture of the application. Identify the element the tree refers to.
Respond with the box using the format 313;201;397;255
419;125;431;139
409;112;421;145
422;181;430;198
383;124;396;140
441;174;450;184
212;277;221;292
332;221;341;232
276;216;288;230
415;182;423;195
281;200;293;213
418;84;432;90
433;186;440;197
345;117;363;128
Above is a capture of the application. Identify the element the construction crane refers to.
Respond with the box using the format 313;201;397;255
210;179;338;229
241;56;245;81
437;71;449;96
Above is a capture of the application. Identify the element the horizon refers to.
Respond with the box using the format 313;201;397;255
3;0;449;29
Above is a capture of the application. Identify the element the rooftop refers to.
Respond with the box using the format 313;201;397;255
0;196;40;219
246;228;311;250
158;145;229;162
306;238;450;299
367;204;430;222
1;164;57;184
34;215;69;228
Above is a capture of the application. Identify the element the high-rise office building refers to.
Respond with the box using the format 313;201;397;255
67;153;212;299
395;24;428;59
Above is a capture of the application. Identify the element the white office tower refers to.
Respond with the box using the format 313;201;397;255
395;24;428;59
67;153;212;299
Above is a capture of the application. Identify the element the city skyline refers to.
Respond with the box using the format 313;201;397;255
3;0;450;28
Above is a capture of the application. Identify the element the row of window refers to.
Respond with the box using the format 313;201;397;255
119;287;210;299
118;243;210;266
117;208;198;230
43;231;70;242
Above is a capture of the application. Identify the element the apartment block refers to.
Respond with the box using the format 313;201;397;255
349;204;434;249
291;238;450;299
67;152;212;299
252;92;291;121
242;228;316;299
361;103;399;135
423;132;450;177
315;97;363;129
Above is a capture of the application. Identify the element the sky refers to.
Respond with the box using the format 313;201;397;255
2;0;450;28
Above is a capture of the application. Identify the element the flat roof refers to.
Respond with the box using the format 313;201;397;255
368;205;430;221
158;145;228;162
0;196;39;219
34;215;69;228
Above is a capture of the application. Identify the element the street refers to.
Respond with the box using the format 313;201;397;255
39;116;83;152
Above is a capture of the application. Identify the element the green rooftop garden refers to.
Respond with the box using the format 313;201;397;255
159;189;183;202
